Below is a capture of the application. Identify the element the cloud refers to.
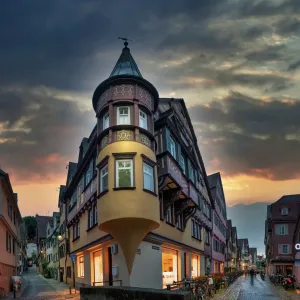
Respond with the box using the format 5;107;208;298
0;86;95;183
189;92;300;181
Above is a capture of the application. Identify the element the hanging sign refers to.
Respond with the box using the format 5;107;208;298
295;244;300;251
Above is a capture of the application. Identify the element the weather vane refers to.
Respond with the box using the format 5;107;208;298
118;37;132;47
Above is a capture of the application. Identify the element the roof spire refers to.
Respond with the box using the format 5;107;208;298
110;37;143;78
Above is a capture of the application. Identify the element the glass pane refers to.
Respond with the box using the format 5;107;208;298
118;169;131;187
102;174;108;191
144;173;153;191
118;161;125;168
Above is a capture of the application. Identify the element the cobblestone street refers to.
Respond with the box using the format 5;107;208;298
215;275;300;300
6;266;79;300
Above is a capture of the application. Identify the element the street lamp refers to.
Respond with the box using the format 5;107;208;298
57;234;62;281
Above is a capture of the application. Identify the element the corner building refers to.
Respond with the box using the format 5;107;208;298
67;42;214;289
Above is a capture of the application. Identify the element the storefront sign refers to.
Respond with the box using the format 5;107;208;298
295;244;300;251
152;246;160;250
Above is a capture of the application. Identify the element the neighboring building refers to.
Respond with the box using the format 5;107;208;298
249;248;257;266
207;173;227;273
18;222;27;274
225;220;238;272
0;170;22;294
62;41;215;289
264;194;300;275
238;238;250;270
36;215;52;271
45;212;60;279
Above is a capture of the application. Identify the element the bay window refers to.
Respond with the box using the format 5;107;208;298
103;112;109;129
116;159;133;188
100;165;108;192
143;162;154;192
180;154;185;174
139;109;147;129
169;136;176;158
117;106;130;125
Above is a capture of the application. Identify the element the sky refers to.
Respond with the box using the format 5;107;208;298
0;0;300;217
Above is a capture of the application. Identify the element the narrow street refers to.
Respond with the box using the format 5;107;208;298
217;274;300;300
8;265;79;300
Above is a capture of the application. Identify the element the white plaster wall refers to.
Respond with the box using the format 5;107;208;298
111;243;130;286
130;241;162;289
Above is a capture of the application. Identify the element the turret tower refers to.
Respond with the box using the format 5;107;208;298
92;41;160;275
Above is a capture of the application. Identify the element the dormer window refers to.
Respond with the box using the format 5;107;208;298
139;109;147;129
103;112;109;130
117;106;130;125
281;208;288;216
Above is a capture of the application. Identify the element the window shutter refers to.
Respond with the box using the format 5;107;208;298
285;224;288;235
275;225;279;235
278;244;282;254
287;244;290;254
165;127;171;152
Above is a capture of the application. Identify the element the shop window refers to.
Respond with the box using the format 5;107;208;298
103;112;109;130
191;255;199;278
143;162;154;192
116;159;133;188
93;251;103;286
78;256;84;278
281;207;288;216
162;248;178;288
100;165;108;192
117;106;130;125
139;109;147;129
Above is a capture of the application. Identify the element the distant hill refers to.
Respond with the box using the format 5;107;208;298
226;202;270;255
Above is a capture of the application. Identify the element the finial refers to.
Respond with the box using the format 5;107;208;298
118;37;132;48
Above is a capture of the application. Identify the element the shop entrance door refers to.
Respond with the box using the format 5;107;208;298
108;247;113;285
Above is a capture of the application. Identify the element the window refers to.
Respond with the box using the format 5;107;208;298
169;136;176;158
103;112;109;129
94;204;98;225
78;256;84;278
100;165;108;192
139;110;147;129
86;160;93;185
281;208;288;216
88;208;93;229
143;162;154;192
180;154;185;174
162;248;178;288
94;251;103;286
280;244;290;254
176;213;183;230
117;106;130;125
276;224;288;235
191;255;199;278
205;229;210;244
191;219;201;240
116;159;133;188
8;234;11;253
73;221;80;240
166;206;173;224
6;231;8;251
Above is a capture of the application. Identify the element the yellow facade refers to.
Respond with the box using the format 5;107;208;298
97;139;160;275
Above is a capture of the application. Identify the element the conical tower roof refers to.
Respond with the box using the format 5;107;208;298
110;41;143;78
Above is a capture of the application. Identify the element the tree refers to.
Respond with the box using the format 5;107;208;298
23;216;37;240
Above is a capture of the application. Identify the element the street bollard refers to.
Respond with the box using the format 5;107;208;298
69;285;72;294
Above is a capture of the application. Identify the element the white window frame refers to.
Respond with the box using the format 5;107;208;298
100;165;108;192
281;244;290;254
139;109;147;129
169;136;176;158
143;162;154;192
176;213;183;229
277;224;288;235
116;159;133;188
117;106;130;125
88;208;93;228
103;112;109;130
281;208;288;216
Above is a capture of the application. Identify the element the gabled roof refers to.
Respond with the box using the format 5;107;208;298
237;238;249;250
274;194;300;204
110;42;142;78
66;162;78;187
58;185;66;206
36;216;53;240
